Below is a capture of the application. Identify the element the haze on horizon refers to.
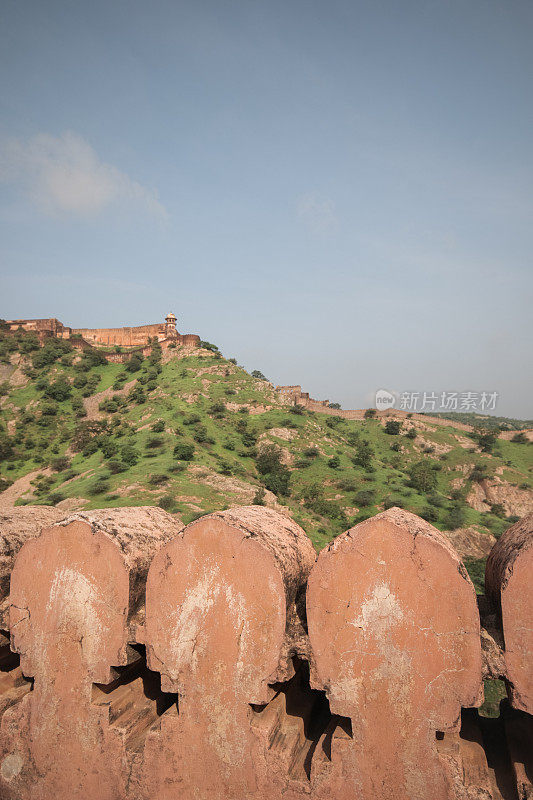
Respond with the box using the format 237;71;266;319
0;0;532;418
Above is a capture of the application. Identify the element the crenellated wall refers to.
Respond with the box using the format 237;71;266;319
72;323;166;346
0;505;530;800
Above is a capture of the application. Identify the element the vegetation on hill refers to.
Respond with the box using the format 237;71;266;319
1;330;532;587
428;411;533;431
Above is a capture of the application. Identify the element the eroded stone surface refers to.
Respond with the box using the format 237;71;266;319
0;506;182;800
141;505;316;800
0;507;65;630
485;513;533;713
307;508;483;800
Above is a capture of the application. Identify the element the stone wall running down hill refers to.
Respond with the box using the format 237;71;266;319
0;505;531;800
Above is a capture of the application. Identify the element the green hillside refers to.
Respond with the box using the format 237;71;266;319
1;330;532;586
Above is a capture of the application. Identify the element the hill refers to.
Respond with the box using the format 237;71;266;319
1;328;532;593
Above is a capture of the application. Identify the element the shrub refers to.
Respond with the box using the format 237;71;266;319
355;490;375;507
444;505;467;530
107;460;128;474
470;465;488;482
99;437;118;459
193;425;214;444
146;436;163;449
151;420;165;433
41;402;59;416
385;420;402;435
209;401;226;418
253;486;266;505
44;377;72;402
158;494;176;511
88;476;110;495
328;455;341;469
289;404;304;415
173;442;195;461
383;497;403;510
364;408;377;419
149;473;168;486
420;506;439;522
405;428;417;439
47;492;65;505
511;432;528;444
125;354;143;373
0;434;14;460
121;444;139;466
303;446;319;458
490;503;507;518
50;456;70;472
251;370;267;380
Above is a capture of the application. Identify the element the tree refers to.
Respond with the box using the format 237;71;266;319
474;428;497;453
352;439;374;470
126;354;143;373
408;460;438;493
251;370;267;380
256;444;290;496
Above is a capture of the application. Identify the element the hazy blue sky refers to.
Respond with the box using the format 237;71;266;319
1;0;532;417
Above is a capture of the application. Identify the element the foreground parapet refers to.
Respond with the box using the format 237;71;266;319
141;506;316;800
486;512;533;714
0;507;65;634
0;507;182;800
307;508;483;800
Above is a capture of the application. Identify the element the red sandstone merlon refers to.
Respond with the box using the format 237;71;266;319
485;512;533;715
0;506;182;800
0;507;65;636
306;508;483;800
140;506;316;800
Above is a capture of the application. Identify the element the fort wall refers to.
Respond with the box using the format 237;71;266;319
4;314;201;356
72;323;165;347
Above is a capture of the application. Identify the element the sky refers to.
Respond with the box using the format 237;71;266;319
0;0;532;418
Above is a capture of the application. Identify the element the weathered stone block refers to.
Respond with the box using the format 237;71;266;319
0;507;182;800
140;506;316;800
307;508;483;800
485;512;533;714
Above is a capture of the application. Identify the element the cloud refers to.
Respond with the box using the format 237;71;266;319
0;131;167;219
296;191;339;235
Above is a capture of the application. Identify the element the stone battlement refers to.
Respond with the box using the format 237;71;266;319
0;505;531;800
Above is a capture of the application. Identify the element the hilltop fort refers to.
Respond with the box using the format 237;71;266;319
5;313;201;361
